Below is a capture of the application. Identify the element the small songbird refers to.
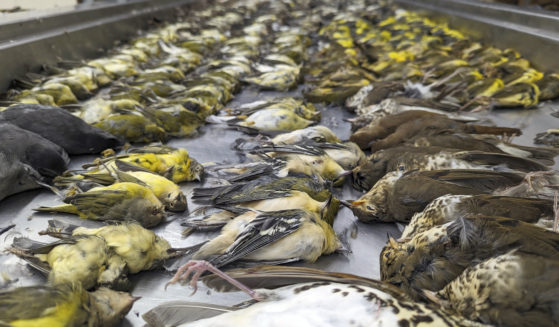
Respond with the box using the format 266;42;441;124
380;215;559;297
0;284;136;327
0;104;123;155
10;220;183;289
248;144;348;183
82;145;204;184
348;169;524;223
171;209;342;277
352;145;547;191
0;122;70;180
411;132;559;165
271;125;341;144
431;252;559;327
402;194;555;239
34;182;166;227
55;162;187;212
153;265;488;327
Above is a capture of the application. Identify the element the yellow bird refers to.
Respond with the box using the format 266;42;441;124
34;182;166;228
0;284;136;327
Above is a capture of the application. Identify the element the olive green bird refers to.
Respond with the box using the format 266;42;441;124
0;284;136;327
55;161;187;212
10;220;185;290
34;182;166;228
93;114;168;144
380;215;559;298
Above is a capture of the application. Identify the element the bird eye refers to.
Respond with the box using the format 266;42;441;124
366;205;374;211
384;252;390;258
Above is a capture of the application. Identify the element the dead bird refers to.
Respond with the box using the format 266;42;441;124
349;110;521;150
380;215;559;298
431;252;559;327
347;169;524;223
0;122;69;180
0;104;123;155
352;145;548;191
402;194;555;239
149;265;488;327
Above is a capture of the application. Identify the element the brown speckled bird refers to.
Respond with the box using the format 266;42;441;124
380;215;559;298
348;169;524;223
352;145;547;191
402;194;555;239
431;252;559;327
349;110;521;151
156;264;488;327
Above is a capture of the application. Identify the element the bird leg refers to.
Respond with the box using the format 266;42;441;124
165;260;263;301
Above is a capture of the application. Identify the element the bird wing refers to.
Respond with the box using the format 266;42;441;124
0;286;67;322
209;210;305;267
250;144;324;156
143;301;236;327
201;265;409;300
114;159;156;173
67;189;131;216
417;169;524;193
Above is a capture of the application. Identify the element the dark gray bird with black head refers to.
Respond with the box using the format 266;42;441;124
0;104;123;154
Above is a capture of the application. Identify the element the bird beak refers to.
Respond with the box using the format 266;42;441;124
351;200;366;207
388;236;399;248
320;194;333;219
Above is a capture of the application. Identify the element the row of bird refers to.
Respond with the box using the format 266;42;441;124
302;5;559;113
1;0;559;327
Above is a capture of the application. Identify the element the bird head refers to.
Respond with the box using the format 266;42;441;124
89;287;139;327
165;190;188;212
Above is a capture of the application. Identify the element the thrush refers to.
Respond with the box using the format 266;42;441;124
380;215;559;298
352;145;547;191
431;252;559;327
402;194;555;239
411;132;559;165
350;110;521;151
154;265;488;327
348;169;524;223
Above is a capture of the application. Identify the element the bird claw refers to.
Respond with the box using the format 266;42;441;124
165;260;264;301
165;260;211;295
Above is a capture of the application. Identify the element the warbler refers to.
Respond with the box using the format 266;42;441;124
0;284;136;327
153;265;487;327
271;125;341;144
170;209;342;281
11;220;184;289
34;182;166;228
56;164;187;212
248;144;349;183
93;114;168;144
84;145;204;184
9;235;110;289
231;108;315;134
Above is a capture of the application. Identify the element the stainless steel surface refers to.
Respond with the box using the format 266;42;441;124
0;0;198;92
395;0;559;71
